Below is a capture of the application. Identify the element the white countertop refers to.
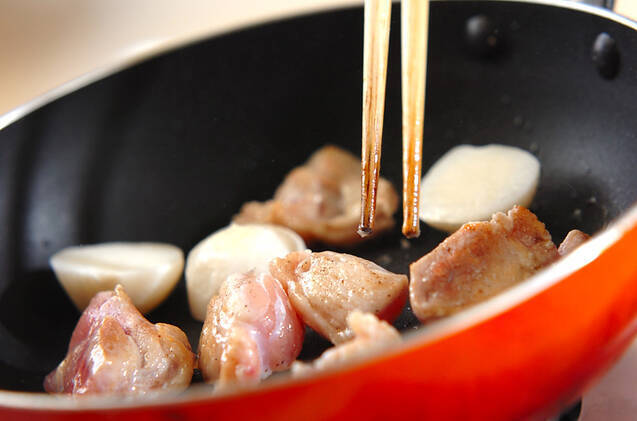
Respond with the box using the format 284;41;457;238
0;0;361;119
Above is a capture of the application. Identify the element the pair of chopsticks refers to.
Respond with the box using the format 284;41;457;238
359;0;429;239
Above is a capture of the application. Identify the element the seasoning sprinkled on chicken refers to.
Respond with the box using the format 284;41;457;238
409;206;560;322
44;285;195;395
234;145;399;246
270;250;407;344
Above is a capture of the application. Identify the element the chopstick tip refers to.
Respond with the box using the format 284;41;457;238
357;225;373;238
402;225;421;239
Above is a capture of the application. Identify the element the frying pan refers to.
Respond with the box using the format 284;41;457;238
1;0;637;419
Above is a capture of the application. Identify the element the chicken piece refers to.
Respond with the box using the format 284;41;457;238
185;223;306;321
410;206;560;322
558;229;591;256
292;311;401;376
198;271;304;387
234;145;399;246
270;250;408;344
44;285;194;395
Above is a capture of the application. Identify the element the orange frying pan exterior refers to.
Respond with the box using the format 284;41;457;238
2;206;636;420
2;0;637;418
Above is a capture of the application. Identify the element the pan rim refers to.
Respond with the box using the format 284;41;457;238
2;203;635;411
0;0;635;132
1;0;636;411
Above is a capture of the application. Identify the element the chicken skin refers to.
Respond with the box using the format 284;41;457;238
410;206;560;322
234;145;399;246
292;311;401;376
270;250;408;344
558;229;591;256
44;285;195;395
198;271;304;387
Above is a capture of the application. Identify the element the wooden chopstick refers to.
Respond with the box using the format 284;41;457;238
360;0;429;239
401;0;429;238
359;0;392;237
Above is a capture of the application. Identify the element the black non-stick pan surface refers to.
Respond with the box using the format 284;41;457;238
0;0;636;396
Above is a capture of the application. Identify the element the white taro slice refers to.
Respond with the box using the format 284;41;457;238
50;242;184;313
185;223;306;321
419;144;540;232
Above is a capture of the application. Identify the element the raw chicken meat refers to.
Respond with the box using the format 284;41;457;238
198;271;304;387
234;145;399;246
558;229;591;256
44;285;194;395
270;250;408;344
292;311;401;377
410;206;560;322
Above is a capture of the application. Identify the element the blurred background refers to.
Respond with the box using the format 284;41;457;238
0;0;635;118
0;0;636;419
0;0;356;118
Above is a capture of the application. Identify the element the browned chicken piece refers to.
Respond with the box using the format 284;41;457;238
44;285;195;395
234;145;399;246
270;250;408;344
292;311;401;377
198;271;304;387
410;206;560;323
558;229;591;256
